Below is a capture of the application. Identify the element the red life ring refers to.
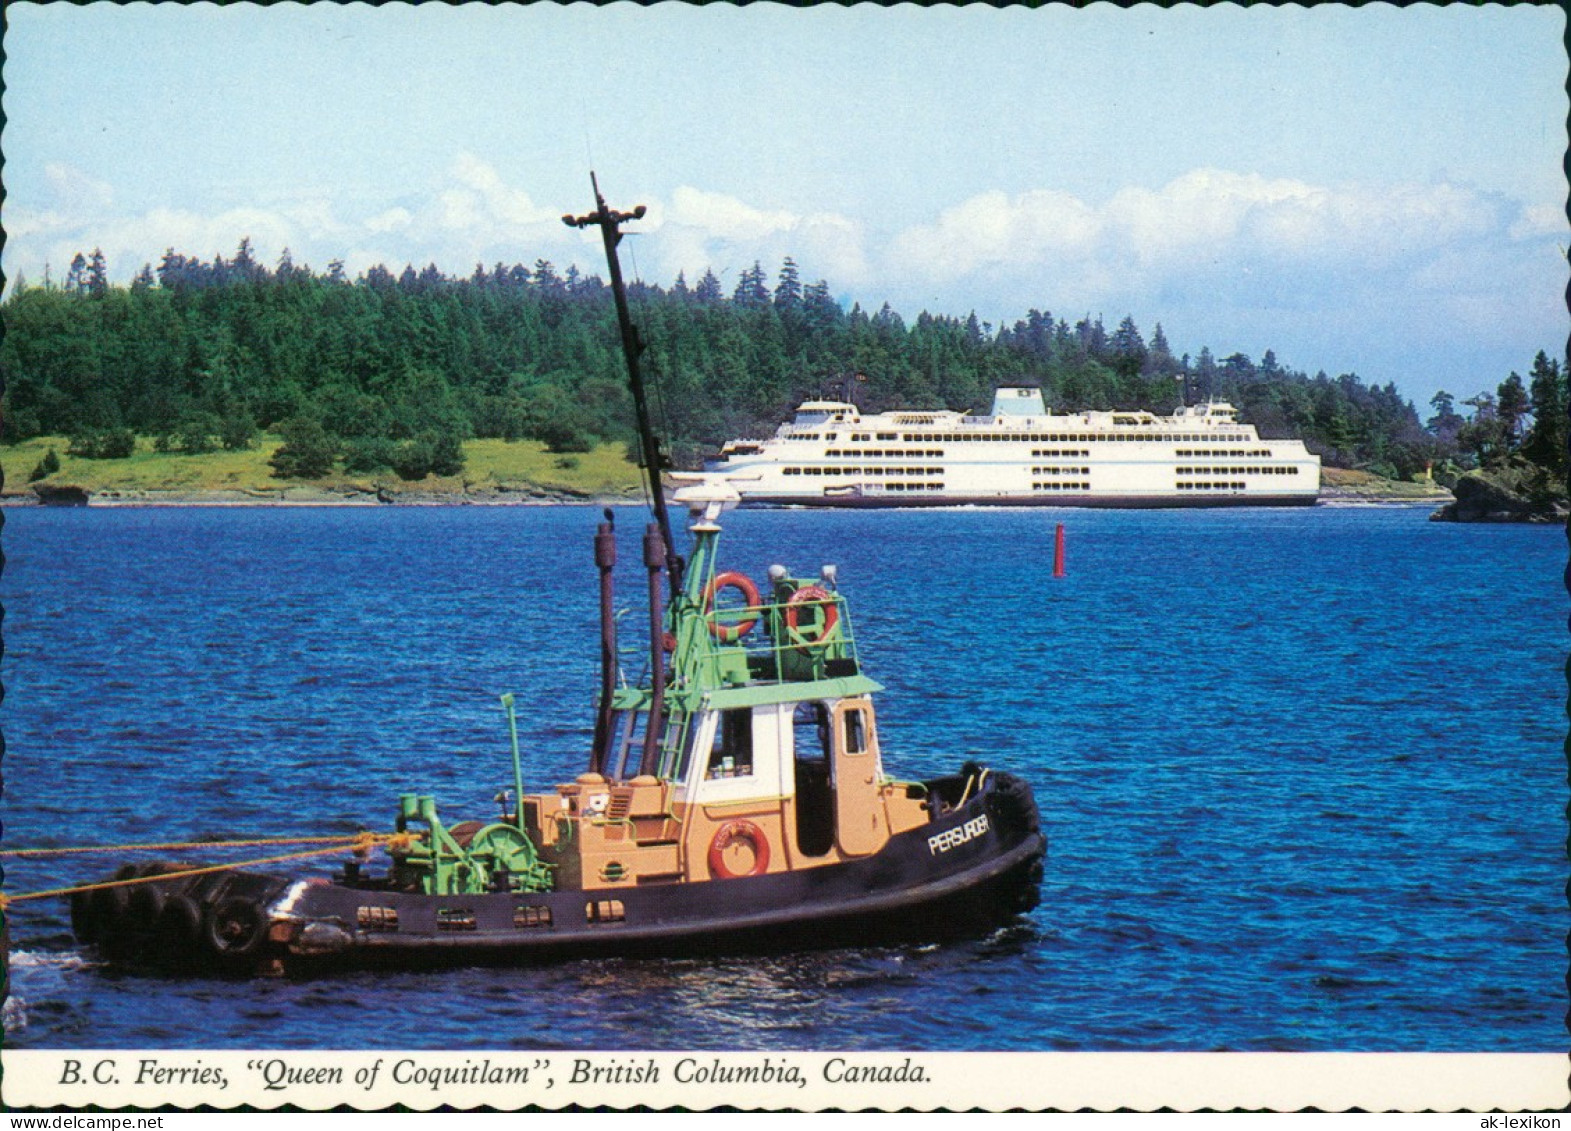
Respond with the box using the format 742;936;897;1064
707;820;771;879
702;571;761;642
784;584;840;649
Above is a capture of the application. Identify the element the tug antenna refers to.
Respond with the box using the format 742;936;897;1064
565;173;682;596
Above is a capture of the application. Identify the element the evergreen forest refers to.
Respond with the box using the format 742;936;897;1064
2;243;1564;487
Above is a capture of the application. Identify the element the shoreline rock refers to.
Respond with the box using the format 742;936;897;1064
1429;467;1569;524
30;483;91;506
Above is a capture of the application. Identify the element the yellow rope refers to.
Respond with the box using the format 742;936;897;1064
0;833;385;859
0;832;417;910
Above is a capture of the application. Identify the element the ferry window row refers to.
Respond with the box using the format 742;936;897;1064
888;432;1247;444
1031;482;1089;491
1032;466;1090;476
784;466;943;477
876;482;945;492
824;448;944;458
1175;466;1300;476
1176;448;1273;458
1031;448;1090;458
1176;481;1247;491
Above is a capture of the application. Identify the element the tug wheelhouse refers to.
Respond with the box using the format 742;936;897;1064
522;476;933;898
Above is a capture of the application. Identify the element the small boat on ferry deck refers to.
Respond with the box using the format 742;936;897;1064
712;387;1321;508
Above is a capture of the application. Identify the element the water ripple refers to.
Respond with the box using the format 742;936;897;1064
2;505;1564;1052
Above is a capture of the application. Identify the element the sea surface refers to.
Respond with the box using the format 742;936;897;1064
0;503;1564;1052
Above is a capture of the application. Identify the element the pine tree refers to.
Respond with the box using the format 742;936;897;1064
773;257;802;311
1427;391;1464;445
694;269;723;303
1150;322;1171;358
65;253;88;295
1111;315;1146;379
801;279;840;332
1523;351;1567;477
1194;346;1217;401
86;248;109;297
1458;393;1510;467
1496;371;1529;448
733;262;769;308
157;249;188;289
269;417;338;479
232;238;263;284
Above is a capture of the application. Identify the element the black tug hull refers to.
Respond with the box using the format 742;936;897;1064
73;772;1044;976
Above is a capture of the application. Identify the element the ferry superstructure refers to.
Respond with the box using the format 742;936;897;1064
713;387;1321;507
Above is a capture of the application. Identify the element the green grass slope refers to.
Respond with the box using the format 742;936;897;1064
1;436;645;502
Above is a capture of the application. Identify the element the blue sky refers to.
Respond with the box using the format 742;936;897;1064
4;3;1565;409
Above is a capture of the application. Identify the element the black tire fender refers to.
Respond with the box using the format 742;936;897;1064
127;883;167;928
154;895;204;969
91;883;130;930
70;889;100;945
203;896;269;964
91;884;133;960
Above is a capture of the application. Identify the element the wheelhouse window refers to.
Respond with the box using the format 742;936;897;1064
843;708;868;756
706;708;754;779
793;701;831;762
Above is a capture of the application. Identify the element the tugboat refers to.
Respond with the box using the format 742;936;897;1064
68;179;1046;975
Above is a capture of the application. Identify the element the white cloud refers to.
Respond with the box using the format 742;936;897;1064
887;170;1509;292
1510;202;1569;240
451;152;557;228
661;187;798;241
0;205;69;241
641;186;869;290
365;207;413;234
44;162;114;214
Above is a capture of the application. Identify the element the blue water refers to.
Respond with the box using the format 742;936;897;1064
1;504;1564;1052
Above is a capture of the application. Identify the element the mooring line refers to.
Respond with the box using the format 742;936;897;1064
0;833;384;859
0;832;417;909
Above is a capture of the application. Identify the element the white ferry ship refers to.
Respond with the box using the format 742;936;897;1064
711;387;1321;508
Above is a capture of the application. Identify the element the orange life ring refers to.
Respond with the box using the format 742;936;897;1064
707;819;771;879
702;571;761;642
784;584;840;649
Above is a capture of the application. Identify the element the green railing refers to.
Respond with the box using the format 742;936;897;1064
677;589;862;690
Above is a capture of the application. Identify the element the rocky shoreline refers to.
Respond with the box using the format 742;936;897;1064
8;483;645;508
1427;466;1569;524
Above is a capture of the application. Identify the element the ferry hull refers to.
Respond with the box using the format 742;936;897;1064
741;492;1319;509
74;771;1044;975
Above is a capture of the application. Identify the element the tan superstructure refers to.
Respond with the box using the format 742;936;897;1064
523;694;931;892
